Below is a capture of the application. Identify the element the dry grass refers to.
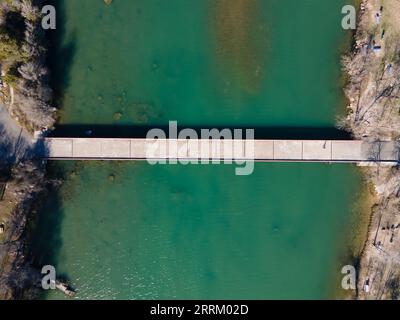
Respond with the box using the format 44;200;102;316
345;0;400;300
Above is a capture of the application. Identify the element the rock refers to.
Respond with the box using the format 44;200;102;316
113;112;123;121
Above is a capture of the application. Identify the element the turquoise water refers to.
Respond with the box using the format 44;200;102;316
54;0;348;127
32;0;362;299
34;162;362;299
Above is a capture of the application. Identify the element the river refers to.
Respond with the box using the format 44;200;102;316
31;0;366;299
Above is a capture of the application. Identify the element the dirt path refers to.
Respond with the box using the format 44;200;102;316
0;104;34;163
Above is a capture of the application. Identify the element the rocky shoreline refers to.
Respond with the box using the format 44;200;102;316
341;0;400;299
0;0;57;299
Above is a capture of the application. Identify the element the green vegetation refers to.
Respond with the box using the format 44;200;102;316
0;0;56;131
0;1;28;71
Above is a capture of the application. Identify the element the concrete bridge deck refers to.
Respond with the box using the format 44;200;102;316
43;138;399;164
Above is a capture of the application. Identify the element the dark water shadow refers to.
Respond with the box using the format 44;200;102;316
50;124;353;140
28;163;66;299
26;0;74;299
45;0;76;108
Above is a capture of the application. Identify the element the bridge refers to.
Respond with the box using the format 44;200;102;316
42;138;399;164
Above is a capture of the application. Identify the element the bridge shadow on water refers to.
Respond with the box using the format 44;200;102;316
50;124;353;140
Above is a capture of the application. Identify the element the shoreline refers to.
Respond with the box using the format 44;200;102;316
333;166;377;300
0;0;57;299
341;0;400;299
